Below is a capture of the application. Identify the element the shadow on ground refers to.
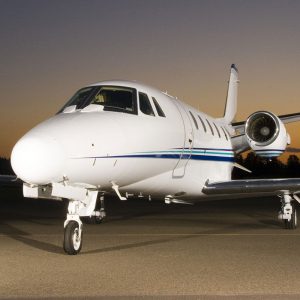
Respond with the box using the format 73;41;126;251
0;186;288;255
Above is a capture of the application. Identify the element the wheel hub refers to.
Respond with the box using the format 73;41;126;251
72;228;81;251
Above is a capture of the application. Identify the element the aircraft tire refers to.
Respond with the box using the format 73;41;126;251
284;203;297;230
63;221;82;255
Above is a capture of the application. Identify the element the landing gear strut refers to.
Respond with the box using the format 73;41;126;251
63;191;106;255
82;193;106;224
278;193;297;230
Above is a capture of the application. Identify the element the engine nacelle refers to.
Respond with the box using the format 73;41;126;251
245;111;290;158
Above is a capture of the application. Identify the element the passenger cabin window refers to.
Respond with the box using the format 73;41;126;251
59;85;138;115
206;119;214;135
213;123;221;138
221;126;229;141
189;111;198;129
139;93;155;116
198;115;207;132
152;97;166;117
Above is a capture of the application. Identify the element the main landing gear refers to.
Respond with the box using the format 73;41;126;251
278;193;298;230
63;192;106;255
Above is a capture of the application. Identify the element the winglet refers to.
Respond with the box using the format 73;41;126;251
223;64;239;124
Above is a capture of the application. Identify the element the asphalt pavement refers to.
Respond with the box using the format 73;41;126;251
1;187;300;299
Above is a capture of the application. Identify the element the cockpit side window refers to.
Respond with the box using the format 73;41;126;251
90;86;137;114
152;97;166;117
139;92;155;116
59;86;97;113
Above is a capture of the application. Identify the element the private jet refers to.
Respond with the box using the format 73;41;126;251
2;64;300;255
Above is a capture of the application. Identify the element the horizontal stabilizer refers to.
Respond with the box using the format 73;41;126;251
278;112;300;124
232;111;300;135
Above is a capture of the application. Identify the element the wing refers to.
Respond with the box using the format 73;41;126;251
0;175;22;187
203;178;300;198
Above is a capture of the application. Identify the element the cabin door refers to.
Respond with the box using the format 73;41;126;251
172;101;194;177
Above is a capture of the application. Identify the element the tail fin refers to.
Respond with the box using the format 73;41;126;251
223;64;239;124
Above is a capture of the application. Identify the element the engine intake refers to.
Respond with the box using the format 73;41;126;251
245;111;279;146
245;111;289;158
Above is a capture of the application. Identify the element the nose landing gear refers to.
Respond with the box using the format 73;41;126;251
63;219;83;255
82;194;106;224
63;192;106;255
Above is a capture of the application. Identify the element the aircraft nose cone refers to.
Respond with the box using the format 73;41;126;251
11;135;65;185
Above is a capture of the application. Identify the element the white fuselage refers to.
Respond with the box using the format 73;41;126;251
11;80;234;200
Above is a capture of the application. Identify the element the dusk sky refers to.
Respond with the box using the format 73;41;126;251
1;0;300;159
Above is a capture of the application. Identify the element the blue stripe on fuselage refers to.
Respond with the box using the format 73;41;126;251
87;153;235;162
74;147;235;162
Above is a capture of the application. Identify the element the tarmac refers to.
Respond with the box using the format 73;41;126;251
1;187;300;299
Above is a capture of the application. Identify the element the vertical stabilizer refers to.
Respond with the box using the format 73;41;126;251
223;64;239;124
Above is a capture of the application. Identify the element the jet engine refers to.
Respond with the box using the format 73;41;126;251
245;111;290;158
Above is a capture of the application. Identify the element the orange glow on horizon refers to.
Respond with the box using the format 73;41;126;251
1;1;300;161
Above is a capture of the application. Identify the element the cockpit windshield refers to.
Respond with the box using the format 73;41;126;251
59;86;137;114
90;86;137;114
